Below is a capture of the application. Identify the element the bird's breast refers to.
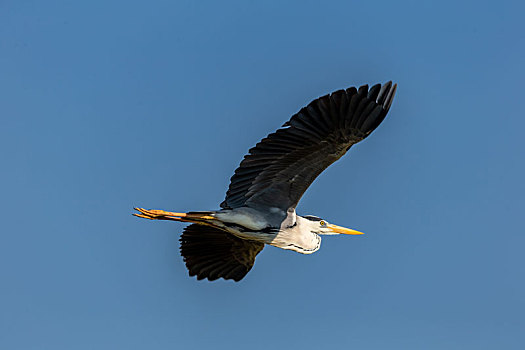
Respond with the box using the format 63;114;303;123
268;229;321;254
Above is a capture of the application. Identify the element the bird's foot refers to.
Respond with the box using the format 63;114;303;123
133;208;216;222
133;207;189;221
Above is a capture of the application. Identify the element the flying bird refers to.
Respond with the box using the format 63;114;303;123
134;81;397;281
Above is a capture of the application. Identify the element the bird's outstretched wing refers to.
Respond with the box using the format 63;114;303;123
180;224;264;281
221;81;397;211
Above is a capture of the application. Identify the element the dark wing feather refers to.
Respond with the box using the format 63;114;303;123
180;224;264;282
221;82;397;211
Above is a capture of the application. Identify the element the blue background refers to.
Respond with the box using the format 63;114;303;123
1;1;524;349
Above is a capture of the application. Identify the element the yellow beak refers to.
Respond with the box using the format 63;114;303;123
327;223;364;235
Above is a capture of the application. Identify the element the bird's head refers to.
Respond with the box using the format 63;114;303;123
302;215;364;236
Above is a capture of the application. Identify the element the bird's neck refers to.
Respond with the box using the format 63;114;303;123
268;217;321;254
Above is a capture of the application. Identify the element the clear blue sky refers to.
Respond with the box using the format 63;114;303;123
1;1;524;349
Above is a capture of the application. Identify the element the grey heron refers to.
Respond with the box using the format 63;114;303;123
134;81;397;281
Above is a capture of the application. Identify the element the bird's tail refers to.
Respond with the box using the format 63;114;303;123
133;208;217;224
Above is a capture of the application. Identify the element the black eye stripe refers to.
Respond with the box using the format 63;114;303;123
304;215;322;222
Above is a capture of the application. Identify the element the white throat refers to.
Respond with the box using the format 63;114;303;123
267;215;322;254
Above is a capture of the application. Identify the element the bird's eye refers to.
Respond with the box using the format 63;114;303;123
319;220;326;226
